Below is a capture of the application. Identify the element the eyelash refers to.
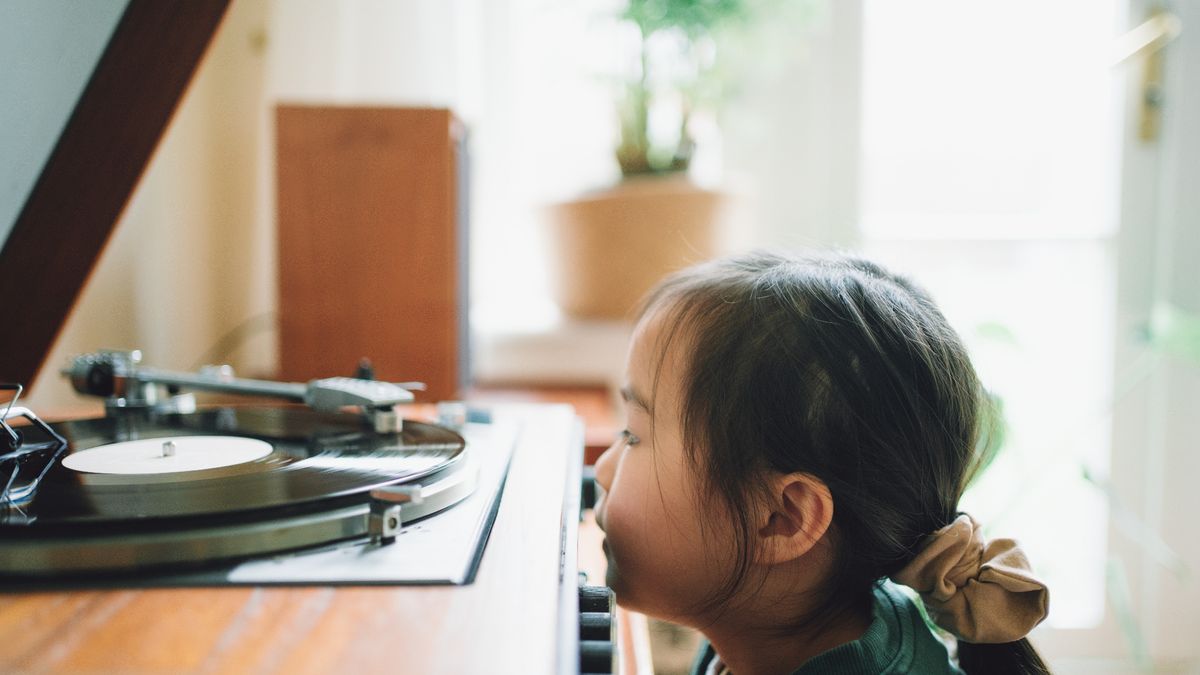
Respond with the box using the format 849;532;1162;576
619;429;641;447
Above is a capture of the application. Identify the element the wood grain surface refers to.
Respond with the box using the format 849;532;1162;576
0;404;581;675
276;106;467;402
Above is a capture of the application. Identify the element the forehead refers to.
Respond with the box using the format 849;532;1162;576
627;304;692;413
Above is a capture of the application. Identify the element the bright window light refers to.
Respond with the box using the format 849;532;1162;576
860;0;1126;629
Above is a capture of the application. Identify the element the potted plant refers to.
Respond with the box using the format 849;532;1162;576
613;0;753;177
546;0;764;320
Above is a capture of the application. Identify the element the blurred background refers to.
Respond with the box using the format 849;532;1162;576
9;0;1198;671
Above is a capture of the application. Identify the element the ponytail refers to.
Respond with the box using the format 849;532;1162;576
958;638;1051;675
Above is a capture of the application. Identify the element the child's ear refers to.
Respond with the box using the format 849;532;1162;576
755;472;834;565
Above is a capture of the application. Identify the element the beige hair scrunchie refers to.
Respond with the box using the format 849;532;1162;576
890;513;1050;643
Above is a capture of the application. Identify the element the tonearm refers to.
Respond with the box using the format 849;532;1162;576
63;350;421;433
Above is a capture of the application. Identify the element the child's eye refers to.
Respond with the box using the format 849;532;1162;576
619;429;641;447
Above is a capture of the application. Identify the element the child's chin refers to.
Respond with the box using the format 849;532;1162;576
604;567;639;609
604;566;623;595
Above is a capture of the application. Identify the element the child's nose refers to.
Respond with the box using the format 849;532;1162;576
593;440;619;492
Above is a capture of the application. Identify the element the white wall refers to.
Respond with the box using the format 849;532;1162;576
26;0;272;412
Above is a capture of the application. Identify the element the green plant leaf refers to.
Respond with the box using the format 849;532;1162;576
1144;302;1200;365
975;321;1019;346
612;0;804;175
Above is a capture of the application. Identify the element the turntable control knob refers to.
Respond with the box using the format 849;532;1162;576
579;585;614;613
578;585;616;674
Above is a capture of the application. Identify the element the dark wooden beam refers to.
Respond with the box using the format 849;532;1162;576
0;0;231;388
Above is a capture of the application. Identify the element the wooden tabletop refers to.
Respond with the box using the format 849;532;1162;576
0;403;584;674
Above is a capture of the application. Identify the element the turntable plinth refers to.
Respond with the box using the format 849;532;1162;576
0;404;584;674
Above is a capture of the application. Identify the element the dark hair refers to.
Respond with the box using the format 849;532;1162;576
639;251;1049;674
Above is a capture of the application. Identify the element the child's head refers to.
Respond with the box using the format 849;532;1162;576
594;250;994;628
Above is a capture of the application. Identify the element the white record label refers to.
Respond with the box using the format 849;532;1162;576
62;436;274;475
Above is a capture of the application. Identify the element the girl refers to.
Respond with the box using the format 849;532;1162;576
594;252;1050;675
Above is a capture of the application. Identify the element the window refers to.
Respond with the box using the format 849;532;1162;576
859;0;1126;629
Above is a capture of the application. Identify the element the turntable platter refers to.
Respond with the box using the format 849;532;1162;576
8;407;464;527
0;407;473;576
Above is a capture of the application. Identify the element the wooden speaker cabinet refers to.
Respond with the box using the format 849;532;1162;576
276;106;468;401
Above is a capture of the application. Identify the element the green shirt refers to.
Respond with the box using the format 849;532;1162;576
692;582;964;675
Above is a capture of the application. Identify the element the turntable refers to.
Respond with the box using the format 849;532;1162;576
0;1;602;672
0;355;592;672
2;350;511;586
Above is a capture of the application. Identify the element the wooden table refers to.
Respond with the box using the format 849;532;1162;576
0;402;586;674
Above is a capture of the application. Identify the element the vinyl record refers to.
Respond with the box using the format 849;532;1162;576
1;407;465;533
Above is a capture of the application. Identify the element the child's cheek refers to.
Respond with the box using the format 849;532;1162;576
602;515;666;610
603;500;650;570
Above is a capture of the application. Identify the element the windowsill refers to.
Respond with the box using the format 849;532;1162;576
472;317;634;388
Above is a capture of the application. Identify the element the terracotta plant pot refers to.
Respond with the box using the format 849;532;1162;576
545;175;727;320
